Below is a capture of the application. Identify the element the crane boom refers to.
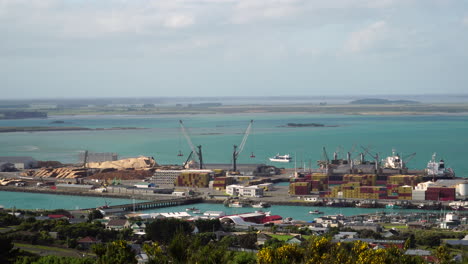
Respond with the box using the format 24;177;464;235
179;120;203;169
232;120;254;172
179;120;199;159
236;120;253;157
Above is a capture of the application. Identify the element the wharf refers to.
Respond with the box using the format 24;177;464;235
84;197;203;212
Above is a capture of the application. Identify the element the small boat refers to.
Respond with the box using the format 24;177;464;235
252;202;271;208
193;209;202;214
229;201;246;208
186;207;197;211
269;154;292;163
309;210;324;214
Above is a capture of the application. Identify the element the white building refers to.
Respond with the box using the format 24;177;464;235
226;185;264;197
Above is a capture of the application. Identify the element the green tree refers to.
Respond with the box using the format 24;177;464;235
167;231;190;264
145;218;192;244
230;252;256;264
87;210;104;222
0;235;19;264
92;240;137;264
434;245;453;264
238;233;257;249
143;242;168;264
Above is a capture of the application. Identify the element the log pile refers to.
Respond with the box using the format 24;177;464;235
21;168;87;179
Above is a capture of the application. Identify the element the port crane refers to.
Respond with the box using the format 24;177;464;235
232;120;254;172
361;146;380;173
179;120;204;169
401;152;417;169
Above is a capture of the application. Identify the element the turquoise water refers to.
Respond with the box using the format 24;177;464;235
139;202;437;222
0;113;467;176
0;191;142;210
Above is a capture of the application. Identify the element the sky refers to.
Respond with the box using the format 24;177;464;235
1;0;468;99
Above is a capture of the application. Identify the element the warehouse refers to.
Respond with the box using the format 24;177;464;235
0;156;37;170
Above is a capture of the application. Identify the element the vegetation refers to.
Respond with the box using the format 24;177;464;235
1;212;466;264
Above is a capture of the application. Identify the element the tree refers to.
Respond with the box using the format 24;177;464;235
87;210;104;222
237;233;257;249
230;252;256;264
143;242;168;264
434;245;453;264
92;240;137;264
0;235;19;264
167;231;190;264
258;244;304;264
145;218;192;244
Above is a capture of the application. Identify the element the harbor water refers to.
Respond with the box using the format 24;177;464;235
0;113;467;176
0;191;144;210
1;113;467;215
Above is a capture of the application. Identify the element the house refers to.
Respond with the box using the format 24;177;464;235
334;232;358;240
286;235;306;244
444;234;468;246
382;228;400;238
131;222;146;235
256;233;273;246
47;214;69;220
136;253;149;264
106;219;130;231
404;249;435;262
77;236;101;250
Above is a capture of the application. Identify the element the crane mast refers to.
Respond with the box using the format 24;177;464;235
179;120;204;169
232;120;253;172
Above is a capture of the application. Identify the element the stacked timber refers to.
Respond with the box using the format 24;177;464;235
21;168;87;179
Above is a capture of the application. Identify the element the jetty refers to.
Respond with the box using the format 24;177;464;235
85;197;203;212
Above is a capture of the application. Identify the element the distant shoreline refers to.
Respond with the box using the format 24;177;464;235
0;126;146;133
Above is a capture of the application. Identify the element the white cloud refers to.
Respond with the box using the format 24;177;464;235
230;0;301;24
463;16;468;26
163;14;195;28
344;21;388;53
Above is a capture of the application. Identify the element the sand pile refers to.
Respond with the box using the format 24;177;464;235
86;156;157;169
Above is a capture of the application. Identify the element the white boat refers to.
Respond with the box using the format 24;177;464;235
269;154;292;163
252;202;271;208
229;201;246;208
193;209;202;214
309;210;324;214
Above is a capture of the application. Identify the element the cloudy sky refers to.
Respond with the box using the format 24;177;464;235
1;0;467;99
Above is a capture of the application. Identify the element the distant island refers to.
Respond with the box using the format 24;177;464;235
350;98;420;104
278;123;338;128
0;127;146;133
0;111;47;119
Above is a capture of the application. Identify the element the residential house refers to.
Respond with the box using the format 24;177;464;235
334;232;358;240
256;233;273;246
286;235;306;244
106;219;130;231
404;249;435;263
131;222;147;235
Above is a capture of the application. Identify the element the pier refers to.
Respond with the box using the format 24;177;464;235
86;197;203;212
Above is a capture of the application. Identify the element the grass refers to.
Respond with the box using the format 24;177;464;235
14;242;96;258
382;224;408;229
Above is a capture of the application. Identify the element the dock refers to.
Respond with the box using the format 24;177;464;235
85;197;203;212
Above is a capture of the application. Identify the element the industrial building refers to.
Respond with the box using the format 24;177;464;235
0;156;37;170
151;169;214;188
